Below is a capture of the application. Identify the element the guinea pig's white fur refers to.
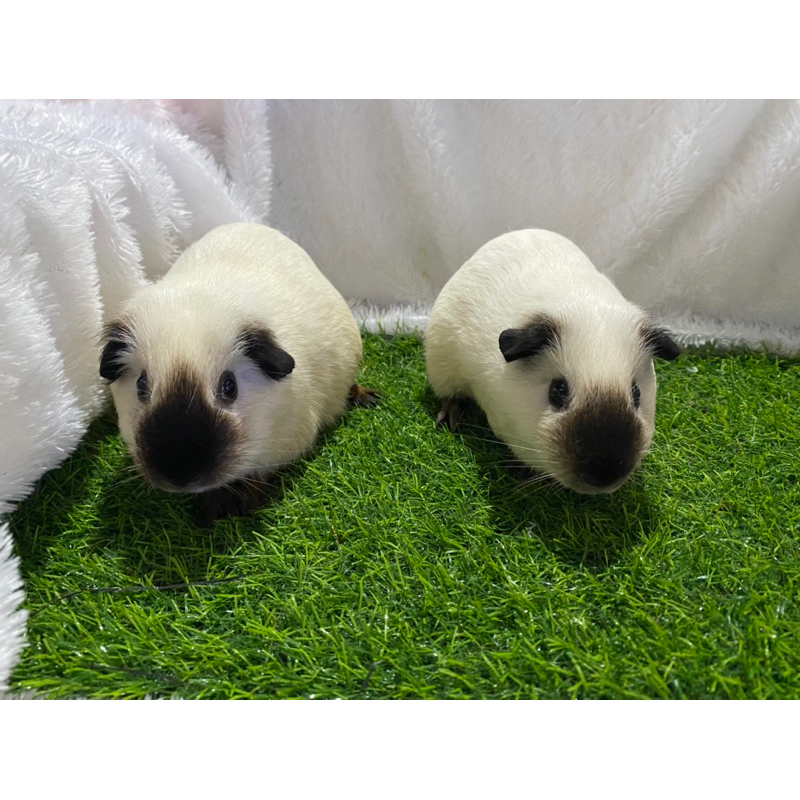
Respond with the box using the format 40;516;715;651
100;222;362;497
425;229;679;494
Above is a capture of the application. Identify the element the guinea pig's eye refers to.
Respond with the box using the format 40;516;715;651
218;371;238;403
632;384;641;408
548;378;570;410
136;371;150;403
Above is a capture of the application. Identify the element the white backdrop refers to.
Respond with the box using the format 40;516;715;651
261;99;800;351
2;98;799;693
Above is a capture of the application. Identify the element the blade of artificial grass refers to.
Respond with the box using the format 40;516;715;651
7;334;800;698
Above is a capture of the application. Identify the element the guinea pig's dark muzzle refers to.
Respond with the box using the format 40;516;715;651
136;389;235;491
580;453;634;488
564;396;644;490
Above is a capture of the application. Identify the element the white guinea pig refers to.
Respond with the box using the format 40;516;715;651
100;222;375;524
425;229;679;494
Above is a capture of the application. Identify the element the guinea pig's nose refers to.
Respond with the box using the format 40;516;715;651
580;455;632;488
137;390;235;490
567;396;644;491
164;467;204;489
142;432;219;490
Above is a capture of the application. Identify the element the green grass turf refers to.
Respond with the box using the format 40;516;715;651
7;333;800;698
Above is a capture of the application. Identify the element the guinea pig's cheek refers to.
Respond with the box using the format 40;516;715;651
635;391;657;449
121;425;139;460
537;418;567;475
504;417;561;480
112;400;139;458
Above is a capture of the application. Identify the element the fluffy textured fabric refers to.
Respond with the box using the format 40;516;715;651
0;99;267;516
265;100;800;353
0;524;26;695
0;99;269;692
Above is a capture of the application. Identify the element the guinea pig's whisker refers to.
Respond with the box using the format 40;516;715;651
520;472;555;487
225;482;248;501
132;484;155;502
457;432;543;456
455;422;499;436
187;381;201;408
240;479;270;495
470;365;498;381
110;474;144;490
505;443;551;455
240;458;289;473
59;452;118;469
451;432;500;446
641;442;676;459
511;475;559;498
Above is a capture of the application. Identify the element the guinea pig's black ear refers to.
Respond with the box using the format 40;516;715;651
642;325;681;361
99;321;134;382
499;320;558;363
240;326;295;381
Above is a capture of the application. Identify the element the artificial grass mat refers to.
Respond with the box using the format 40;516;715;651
8;333;800;699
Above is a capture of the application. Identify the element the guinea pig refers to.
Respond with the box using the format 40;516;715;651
425;229;679;494
100;222;376;525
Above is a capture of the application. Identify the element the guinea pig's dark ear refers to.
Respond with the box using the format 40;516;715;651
99;321;134;382
240;326;295;381
642;325;681;361
499;320;558;363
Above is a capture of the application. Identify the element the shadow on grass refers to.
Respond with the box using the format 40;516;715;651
11;411;323;586
418;385;657;568
11;414;122;576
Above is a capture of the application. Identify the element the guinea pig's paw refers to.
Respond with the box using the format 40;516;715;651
435;398;464;432
348;383;381;408
192;477;273;527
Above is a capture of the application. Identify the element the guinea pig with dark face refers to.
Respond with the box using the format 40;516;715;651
100;222;375;525
425;229;679;494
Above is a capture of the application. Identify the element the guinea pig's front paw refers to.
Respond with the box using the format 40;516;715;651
435;398;464;431
348;383;381;408
193;478;273;527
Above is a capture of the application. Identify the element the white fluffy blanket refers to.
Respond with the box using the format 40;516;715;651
0;99;270;692
2;98;799;693
261;100;800;352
